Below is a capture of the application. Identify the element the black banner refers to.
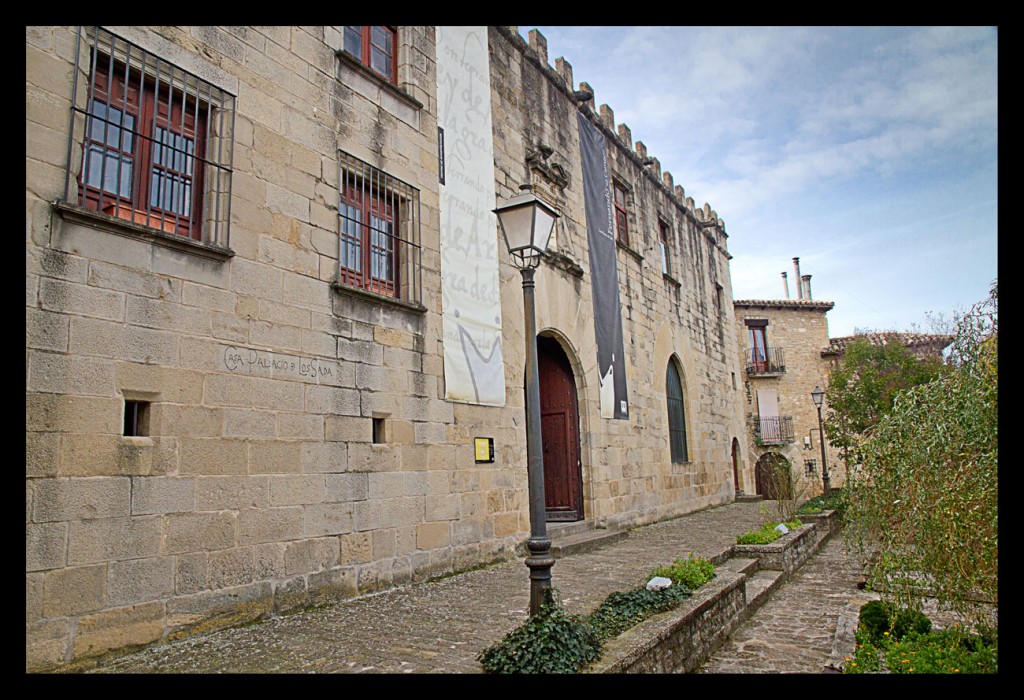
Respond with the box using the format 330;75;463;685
578;113;629;419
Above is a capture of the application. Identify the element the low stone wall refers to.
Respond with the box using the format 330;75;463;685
797;509;840;537
589;517;833;673
733;523;819;575
586;569;747;674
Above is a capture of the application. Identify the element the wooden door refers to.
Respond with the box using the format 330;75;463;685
538;336;583;521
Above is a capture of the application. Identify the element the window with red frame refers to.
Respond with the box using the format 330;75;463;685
343;26;397;84
336;150;422;304
613;181;630;245
339;179;398;297
79;51;207;241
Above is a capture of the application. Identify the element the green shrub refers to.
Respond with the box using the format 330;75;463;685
479;557;713;673
845;623;996;674
648;554;715;590
477;602;600;674
797;488;848;516
885;627;997;674
857;600;932;645
735;519;801;545
585;585;691;642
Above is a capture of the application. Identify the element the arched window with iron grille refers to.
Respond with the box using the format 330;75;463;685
666;359;688;463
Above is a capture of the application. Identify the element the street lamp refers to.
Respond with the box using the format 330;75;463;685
494;184;559;616
810;386;831;497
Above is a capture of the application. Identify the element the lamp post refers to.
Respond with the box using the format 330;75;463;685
494;184;560;616
810;386;830;497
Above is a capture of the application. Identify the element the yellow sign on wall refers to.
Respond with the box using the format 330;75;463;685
474;437;494;463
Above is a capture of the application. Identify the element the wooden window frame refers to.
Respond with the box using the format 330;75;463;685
80;51;208;241
613;180;630;246
343;26;398;84
339;175;400;297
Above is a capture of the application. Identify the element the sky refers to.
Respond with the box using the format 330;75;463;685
517;26;998;339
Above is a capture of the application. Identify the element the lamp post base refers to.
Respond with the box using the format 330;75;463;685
526;536;555;614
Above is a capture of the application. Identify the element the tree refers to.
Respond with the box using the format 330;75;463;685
835;283;997;631
824;335;943;467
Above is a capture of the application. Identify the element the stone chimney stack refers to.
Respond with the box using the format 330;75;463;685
792;257;803;299
781;271;790;299
801;274;812;300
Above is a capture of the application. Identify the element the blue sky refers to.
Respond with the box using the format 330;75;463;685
518;26;998;338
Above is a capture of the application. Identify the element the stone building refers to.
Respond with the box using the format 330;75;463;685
26;26;746;670
733;259;841;501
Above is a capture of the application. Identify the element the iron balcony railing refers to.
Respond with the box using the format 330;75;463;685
750;414;795;445
745;346;786;375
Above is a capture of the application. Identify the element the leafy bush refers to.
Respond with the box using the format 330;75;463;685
735;519;801;545
477;602;600;674
845;622;996;674
479;556;716;673
648;554;715;590
857;600;931;645
796;487;847;517
585;585;691;642
885;627;997;674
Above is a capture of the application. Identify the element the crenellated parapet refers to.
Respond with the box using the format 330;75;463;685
500;26;729;253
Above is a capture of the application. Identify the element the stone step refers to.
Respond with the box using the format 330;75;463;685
550;528;629;557
745;569;785;611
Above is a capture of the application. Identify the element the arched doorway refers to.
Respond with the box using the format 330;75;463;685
537;335;583;521
755;452;792;501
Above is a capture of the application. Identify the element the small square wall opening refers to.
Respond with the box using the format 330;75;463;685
372;417;386;444
124;400;151;437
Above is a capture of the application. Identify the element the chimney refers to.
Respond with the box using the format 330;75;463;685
801;274;812;300
792;257;803;299
781;271;790;299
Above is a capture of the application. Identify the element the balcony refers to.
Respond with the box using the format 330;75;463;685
745;347;786;376
750;415;795;445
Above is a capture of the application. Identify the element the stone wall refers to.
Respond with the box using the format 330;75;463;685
26;25;746;670
733;299;843;498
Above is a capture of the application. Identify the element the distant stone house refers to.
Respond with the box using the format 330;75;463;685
733;260;841;501
26;26;748;670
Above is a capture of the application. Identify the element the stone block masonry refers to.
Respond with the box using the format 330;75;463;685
27;25;750;671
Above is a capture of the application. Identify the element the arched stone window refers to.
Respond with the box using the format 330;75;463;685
666;359;688;463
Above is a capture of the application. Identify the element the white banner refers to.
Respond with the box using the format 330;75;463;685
437;26;506;405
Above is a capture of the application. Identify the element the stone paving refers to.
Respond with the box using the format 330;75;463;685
697;534;876;674
80;500;868;674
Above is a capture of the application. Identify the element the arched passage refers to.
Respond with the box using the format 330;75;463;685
537;335;583;521
755;452;793;501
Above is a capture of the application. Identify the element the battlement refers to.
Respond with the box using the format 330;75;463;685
507;26;725;234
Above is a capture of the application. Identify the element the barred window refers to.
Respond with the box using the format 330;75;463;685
64;27;234;247
666;359;689;463
337;151;422;306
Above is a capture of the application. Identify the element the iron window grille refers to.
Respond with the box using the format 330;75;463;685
336;151;422;306
666;360;689;463
63;26;235;248
342;26;398;84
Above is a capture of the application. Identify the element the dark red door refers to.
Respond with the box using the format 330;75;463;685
538;336;583;521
